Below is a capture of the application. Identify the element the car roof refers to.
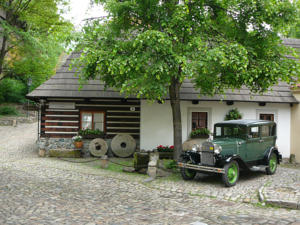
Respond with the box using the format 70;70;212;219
215;119;276;127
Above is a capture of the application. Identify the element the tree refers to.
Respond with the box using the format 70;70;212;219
288;21;300;38
77;0;300;160
0;0;72;80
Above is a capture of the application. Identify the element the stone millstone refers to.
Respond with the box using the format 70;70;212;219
111;134;136;158
89;138;108;157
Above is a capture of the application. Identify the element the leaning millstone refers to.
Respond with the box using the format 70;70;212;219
89;138;108;157
111;134;136;157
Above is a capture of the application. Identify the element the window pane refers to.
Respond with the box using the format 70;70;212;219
250;126;259;138
191;112;207;129
82;113;92;129
261;126;270;137
216;127;221;136
94;122;104;131
94;113;104;122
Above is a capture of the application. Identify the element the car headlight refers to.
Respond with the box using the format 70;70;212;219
192;144;200;152
213;144;222;154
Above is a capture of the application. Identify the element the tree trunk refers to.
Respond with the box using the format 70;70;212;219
0;35;8;80
169;76;182;161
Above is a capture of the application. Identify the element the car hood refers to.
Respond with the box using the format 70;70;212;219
212;138;246;147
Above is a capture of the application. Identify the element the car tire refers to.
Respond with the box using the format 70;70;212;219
266;152;278;175
222;160;239;187
180;159;196;180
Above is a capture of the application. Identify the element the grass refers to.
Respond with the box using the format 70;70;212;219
104;158;134;173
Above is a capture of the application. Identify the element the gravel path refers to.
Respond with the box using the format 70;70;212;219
0;123;300;225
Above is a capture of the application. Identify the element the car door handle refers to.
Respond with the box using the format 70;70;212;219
259;139;264;143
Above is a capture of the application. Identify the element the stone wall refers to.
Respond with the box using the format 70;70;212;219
38;138;118;157
0;116;38;126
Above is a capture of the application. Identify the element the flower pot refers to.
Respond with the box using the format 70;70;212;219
74;141;83;149
191;134;209;139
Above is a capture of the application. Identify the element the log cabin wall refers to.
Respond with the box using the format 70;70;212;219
41;98;140;139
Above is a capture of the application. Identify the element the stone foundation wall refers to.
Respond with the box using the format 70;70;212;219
38;138;140;157
0;116;37;126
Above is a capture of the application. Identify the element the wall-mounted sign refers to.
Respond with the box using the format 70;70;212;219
49;102;75;109
130;107;136;112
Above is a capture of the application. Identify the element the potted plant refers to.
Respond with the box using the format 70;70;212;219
78;129;105;139
156;145;174;159
224;108;242;120
190;128;211;139
72;135;83;149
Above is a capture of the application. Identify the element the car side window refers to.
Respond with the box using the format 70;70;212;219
261;125;270;137
248;126;259;139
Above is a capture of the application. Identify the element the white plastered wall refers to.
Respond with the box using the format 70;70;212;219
140;100;291;158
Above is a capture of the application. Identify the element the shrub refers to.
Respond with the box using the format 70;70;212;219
0;78;27;103
190;128;211;138
79;129;105;136
0;106;19;116
224;108;242;120
164;160;177;170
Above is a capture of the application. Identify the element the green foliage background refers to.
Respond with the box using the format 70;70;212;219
0;0;74;103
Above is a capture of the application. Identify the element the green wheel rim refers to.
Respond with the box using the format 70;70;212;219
227;163;238;184
185;169;195;178
269;154;277;173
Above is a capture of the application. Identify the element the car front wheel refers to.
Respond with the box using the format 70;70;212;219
266;152;278;175
180;159;197;180
222;160;239;187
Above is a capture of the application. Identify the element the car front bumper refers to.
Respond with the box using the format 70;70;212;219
177;162;225;174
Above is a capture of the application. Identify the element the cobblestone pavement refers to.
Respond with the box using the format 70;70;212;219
1;123;300;225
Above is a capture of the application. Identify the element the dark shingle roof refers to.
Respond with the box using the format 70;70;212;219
28;39;300;103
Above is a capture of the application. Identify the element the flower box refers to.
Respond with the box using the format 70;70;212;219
158;151;173;159
81;134;106;139
190;134;209;139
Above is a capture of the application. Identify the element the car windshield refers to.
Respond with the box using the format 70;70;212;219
214;125;247;139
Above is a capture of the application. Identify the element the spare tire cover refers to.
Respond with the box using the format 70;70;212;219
89;138;108;157
111;134;136;158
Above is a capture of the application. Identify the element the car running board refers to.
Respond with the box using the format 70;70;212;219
249;165;268;172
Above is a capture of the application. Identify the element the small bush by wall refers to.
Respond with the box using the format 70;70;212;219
0;78;27;103
224;108;242;120
0;106;19;116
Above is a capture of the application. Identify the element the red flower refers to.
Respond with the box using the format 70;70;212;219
170;145;174;149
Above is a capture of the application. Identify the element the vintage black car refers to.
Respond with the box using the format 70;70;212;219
178;120;282;187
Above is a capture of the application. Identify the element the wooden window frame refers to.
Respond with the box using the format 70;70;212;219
259;113;274;121
80;110;106;132
191;112;208;130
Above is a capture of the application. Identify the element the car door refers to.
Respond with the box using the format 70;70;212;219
246;126;261;162
260;125;275;159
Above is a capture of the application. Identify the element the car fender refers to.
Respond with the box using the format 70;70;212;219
264;147;282;164
223;155;249;170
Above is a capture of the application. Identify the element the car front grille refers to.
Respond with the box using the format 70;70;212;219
200;151;215;166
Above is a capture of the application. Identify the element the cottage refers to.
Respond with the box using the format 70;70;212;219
27;38;300;159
